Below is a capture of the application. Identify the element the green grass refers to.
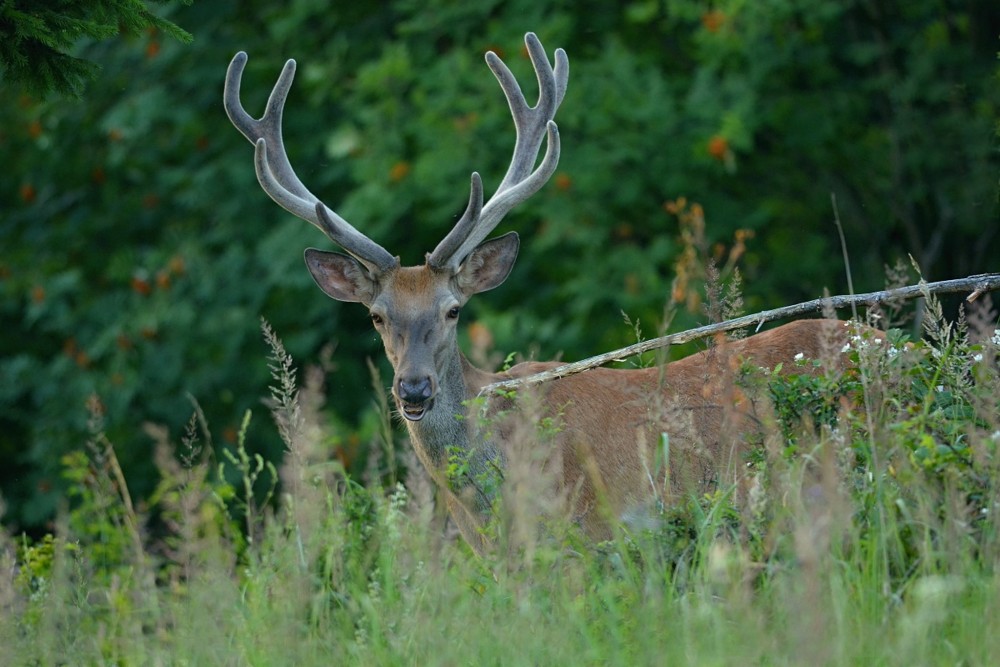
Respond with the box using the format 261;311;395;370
3;303;1000;665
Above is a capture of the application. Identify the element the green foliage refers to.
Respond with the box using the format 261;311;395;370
0;0;193;97
1;0;997;533
2;308;999;663
14;533;78;601
216;409;277;547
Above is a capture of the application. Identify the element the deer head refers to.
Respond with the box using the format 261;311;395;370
224;33;567;423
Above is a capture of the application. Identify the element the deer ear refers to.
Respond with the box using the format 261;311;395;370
304;249;379;304
455;232;519;296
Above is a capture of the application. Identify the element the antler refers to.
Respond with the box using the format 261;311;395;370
224;52;398;275
427;32;569;272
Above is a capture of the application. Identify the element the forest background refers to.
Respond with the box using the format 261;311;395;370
1;0;998;534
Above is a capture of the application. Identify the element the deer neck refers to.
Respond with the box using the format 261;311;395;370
402;351;503;511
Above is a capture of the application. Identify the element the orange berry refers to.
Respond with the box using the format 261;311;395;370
389;161;411;182
131;276;152;296
74;351;91;368
20;183;36;203
707;135;729;161
701;10;726;33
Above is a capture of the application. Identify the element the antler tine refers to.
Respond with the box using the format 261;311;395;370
225;52;312;203
225;52;397;274
428;33;568;272
492;33;567;192
424;173;485;266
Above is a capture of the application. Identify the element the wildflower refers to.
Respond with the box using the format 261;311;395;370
992;329;1000;347
794;352;804;362
841;343;851;353
973;353;984;362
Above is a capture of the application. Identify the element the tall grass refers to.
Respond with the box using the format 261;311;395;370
2;297;1000;665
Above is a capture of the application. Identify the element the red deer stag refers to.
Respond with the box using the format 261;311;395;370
225;33;865;555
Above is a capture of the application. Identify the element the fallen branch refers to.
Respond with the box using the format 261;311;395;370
480;272;1000;396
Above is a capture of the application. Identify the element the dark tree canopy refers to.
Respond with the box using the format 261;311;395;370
1;0;997;531
0;0;192;97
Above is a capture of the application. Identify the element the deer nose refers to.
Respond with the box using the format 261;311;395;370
396;376;435;422
397;377;434;405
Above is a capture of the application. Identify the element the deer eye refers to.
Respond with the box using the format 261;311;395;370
446;306;461;320
370;312;384;326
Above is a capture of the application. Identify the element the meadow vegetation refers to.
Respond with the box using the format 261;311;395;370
2;2;998;662
3;288;999;664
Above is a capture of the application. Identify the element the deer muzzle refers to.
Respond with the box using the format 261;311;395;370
395;376;435;422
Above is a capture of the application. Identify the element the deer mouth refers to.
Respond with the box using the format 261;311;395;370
399;399;432;422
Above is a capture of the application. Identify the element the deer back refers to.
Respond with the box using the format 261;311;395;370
480;318;867;541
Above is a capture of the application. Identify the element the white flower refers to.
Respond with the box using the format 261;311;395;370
935;385;944;393
794;352;804;362
973;353;984;362
992;329;1000;347
841;343;851;353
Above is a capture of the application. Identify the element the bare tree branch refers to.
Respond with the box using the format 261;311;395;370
480;272;1000;396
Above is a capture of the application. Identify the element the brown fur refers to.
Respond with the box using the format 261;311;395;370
462;318;866;546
